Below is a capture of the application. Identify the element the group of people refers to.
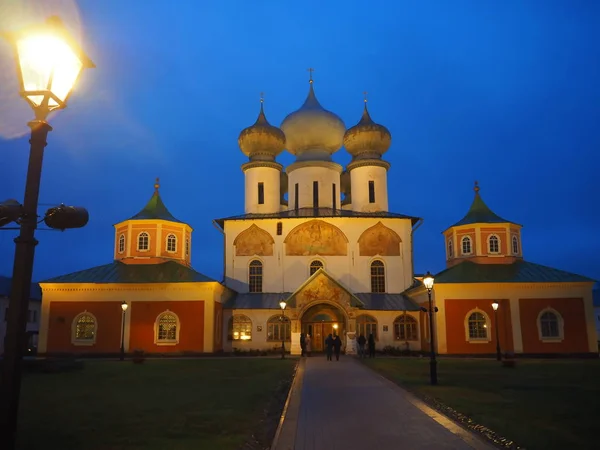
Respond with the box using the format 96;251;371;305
299;332;376;360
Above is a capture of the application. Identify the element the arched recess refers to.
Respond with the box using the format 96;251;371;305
284;219;348;256
358;221;401;256
234;224;274;256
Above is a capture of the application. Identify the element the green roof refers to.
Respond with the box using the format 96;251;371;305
41;261;216;284
434;260;595;284
446;183;518;230
128;188;182;223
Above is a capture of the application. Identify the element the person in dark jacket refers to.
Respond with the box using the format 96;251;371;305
368;333;376;358
325;333;334;361
332;334;342;361
357;334;366;358
300;333;306;357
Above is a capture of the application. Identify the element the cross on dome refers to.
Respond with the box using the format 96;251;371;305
154;177;160;193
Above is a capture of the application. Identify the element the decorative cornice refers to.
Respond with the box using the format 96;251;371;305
241;161;283;172
286;160;343;174
346;159;391;172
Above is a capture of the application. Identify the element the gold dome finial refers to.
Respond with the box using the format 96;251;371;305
154;177;160;193
307;67;315;84
260;91;264;104
474;180;480;193
363;91;368;103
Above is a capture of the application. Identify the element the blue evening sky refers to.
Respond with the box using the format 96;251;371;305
1;0;599;283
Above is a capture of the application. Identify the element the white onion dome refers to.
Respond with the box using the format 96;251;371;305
238;101;286;161
280;81;346;159
343;102;391;159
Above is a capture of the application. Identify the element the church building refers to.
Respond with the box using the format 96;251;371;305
37;76;598;357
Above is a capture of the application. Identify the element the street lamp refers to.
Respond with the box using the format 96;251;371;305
0;16;94;449
492;302;501;361
120;301;128;361
423;271;437;385
279;300;287;360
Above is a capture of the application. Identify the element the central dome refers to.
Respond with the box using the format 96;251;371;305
280;81;345;158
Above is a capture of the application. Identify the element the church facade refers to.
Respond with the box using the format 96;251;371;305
37;77;598;357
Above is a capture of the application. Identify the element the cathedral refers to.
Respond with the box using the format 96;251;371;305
38;76;598;357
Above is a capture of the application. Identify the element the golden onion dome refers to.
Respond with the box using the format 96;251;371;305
280;80;345;158
238;101;285;161
343;102;391;158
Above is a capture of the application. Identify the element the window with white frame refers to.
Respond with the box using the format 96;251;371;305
488;235;500;253
155;311;179;344
228;315;252;340
118;234;125;253
512;236;519;254
267;315;291;341
356;314;378;340
249;260;263;293
448;240;453;258
72;312;97;344
137;232;149;251
538;309;563;340
461;236;472;255
467;311;488;340
370;260;385;293
309;260;324;276
394;314;418;341
166;234;177;252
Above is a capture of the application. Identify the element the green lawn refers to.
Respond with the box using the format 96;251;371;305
364;358;600;450
17;358;297;450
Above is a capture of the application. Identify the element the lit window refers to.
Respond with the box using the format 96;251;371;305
356;314;378;340
488;235;499;253
394;315;418;341
267;315;291;341
156;312;179;343
249;260;263;293
118;234;125;253
467;312;488;340
461;236;472;255
370;260;385;293
539;310;561;339
138;232;149;251
229;315;252;341
310;260;324;276
72;312;96;344
448;240;453;258
166;234;177;252
512;236;519;254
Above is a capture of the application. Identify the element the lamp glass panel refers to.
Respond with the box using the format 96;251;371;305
423;276;434;290
17;34;82;107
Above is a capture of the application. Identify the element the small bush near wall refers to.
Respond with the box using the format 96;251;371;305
381;345;424;357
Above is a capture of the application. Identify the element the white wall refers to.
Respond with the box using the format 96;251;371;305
244;166;281;214
287;163;342;209
350;165;389;212
223;217;414;294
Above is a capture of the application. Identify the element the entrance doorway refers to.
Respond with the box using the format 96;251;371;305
301;304;345;352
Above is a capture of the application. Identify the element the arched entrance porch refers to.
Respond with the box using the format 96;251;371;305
300;303;346;352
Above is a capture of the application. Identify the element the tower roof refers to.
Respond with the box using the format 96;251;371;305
238;94;285;161
128;178;183;223
447;182;518;230
343;93;391;159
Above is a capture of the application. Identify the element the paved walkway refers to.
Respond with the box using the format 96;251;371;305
277;356;493;450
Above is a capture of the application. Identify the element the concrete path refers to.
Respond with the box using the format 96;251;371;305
276;356;494;450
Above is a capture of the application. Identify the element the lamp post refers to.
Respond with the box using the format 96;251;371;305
0;16;94;448
279;300;287;359
492;302;501;361
120;301;128;361
423;271;437;385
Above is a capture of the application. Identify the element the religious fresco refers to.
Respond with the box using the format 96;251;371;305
284;219;348;256
358;221;402;256
233;224;274;256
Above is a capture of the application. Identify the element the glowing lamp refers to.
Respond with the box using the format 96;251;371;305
492;302;499;311
333;324;338;330
6;16;95;119
423;271;434;291
279;300;287;310
121;301;128;312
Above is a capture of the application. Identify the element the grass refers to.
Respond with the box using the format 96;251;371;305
17;358;297;450
363;358;600;450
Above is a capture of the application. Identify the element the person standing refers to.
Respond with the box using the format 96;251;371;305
305;334;312;357
325;333;334;361
368;333;376;358
300;333;306;357
357;334;366;358
332;334;342;361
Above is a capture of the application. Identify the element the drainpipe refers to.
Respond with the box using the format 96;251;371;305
212;220;226;284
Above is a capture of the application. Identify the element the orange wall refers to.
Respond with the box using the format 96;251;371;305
130;224;158;257
519;298;589;354
480;227;507;255
129;301;204;353
158;226;184;259
444;299;514;354
47;302;122;353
